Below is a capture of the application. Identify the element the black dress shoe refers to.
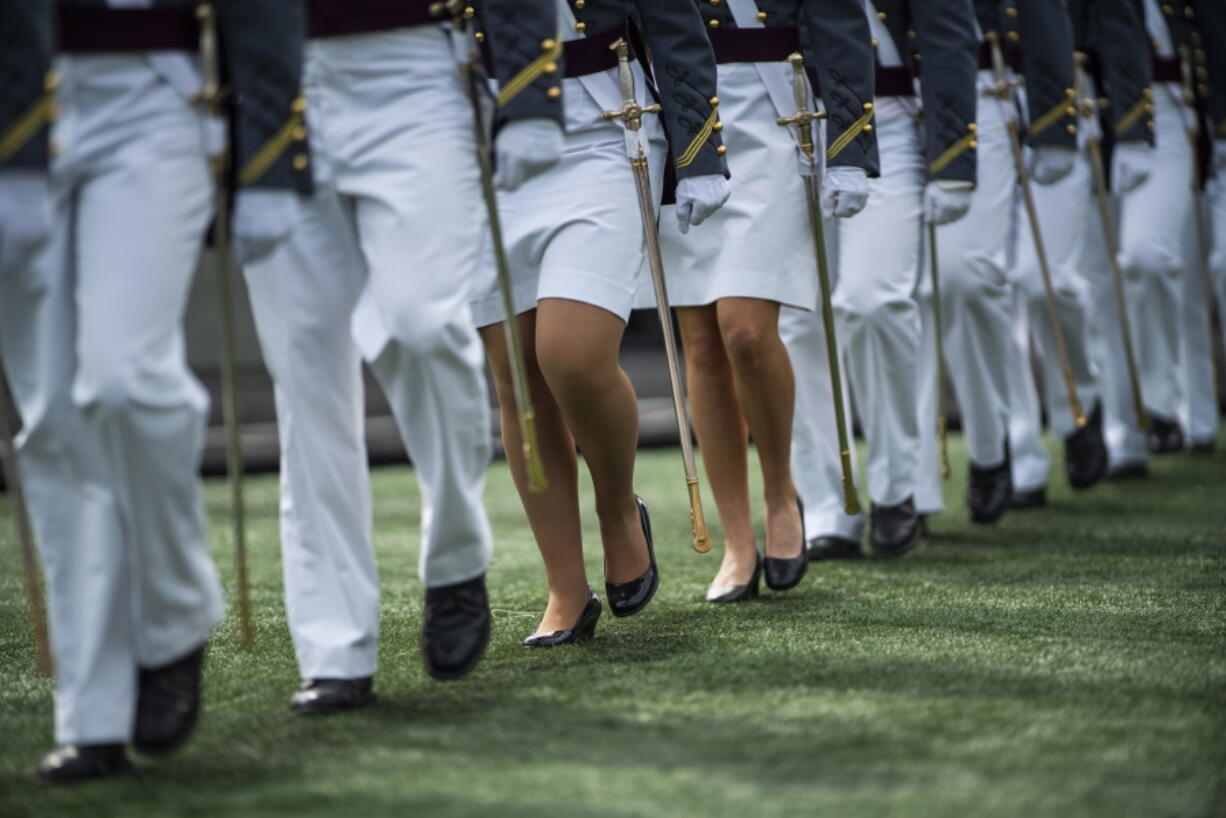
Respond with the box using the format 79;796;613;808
806;536;863;560
1065;402;1108;489
421;574;491;681
38;744;131;784
290;678;375;715
764;497;808;592
871;496;921;557
1147;415;1184;454
133;643;205;757
606;496;659;618
1108;460;1150;480
522;590;602;647
967;448;1012;524
1010;486;1047;510
706;551;762;604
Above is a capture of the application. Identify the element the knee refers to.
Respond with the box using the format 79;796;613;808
536;342;605;396
1119;242;1182;283
681;323;728;372
833;285;908;330
943;250;1010;303
383;300;463;357
73;342;203;418
718;316;775;369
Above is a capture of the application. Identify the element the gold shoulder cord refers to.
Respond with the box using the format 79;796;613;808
827;102;874;161
238;96;308;186
497;37;564;107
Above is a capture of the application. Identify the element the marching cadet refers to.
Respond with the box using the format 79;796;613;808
0;0;306;783
995;0;1127;507
1041;0;1155;488
913;0;1089;524
785;0;978;558
1179;1;1223;453
471;0;729;643
1201;0;1226;379
658;0;877;599
1104;0;1206;462
241;0;564;711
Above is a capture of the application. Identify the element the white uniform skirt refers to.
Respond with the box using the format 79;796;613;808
469;72;667;328
652;62;818;311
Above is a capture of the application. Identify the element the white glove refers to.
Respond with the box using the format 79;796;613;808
1029;145;1076;185
675;174;731;234
1111;141;1152;194
0;172;51;272
493;118;564;191
923;180;974;226
821;166;869;219
233;189;302;266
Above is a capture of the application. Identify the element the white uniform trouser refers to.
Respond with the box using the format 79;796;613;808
1117;84;1195;426
916;82;1020;513
779;223;867;542
1084;186;1148;467
243;28;493;681
1211;174;1226;376
1180;192;1219;446
0;55;224;745
832;100;924;507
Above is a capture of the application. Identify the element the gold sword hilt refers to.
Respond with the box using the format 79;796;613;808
600;38;661;134
776;53;826;162
983;31;1021;101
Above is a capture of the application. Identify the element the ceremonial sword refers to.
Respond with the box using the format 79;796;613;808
776;53;862;515
0;372;52;677
1074;52;1150;430
448;2;549;494
601;38;710;553
199;3;253;648
986;31;1087;431
927;224;952;479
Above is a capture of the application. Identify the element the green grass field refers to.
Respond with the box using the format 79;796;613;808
1;433;1224;817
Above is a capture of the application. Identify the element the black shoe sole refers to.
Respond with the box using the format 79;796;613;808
422;620;491;682
872;526;922;558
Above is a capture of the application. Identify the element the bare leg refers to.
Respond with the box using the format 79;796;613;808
534;298;649;585
480;313;588;634
715;298;803;560
676;306;758;589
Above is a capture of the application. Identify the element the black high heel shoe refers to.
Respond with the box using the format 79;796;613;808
765;497;808;592
522;590;602;648
605;496;659;618
706;551;763;604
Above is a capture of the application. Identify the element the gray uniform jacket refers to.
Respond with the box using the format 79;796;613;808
690;0;880;176
1068;0;1155;145
566;0;729;181
873;0;979;184
0;0;53;171
975;0;1078;150
57;0;313;194
473;2;565;132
